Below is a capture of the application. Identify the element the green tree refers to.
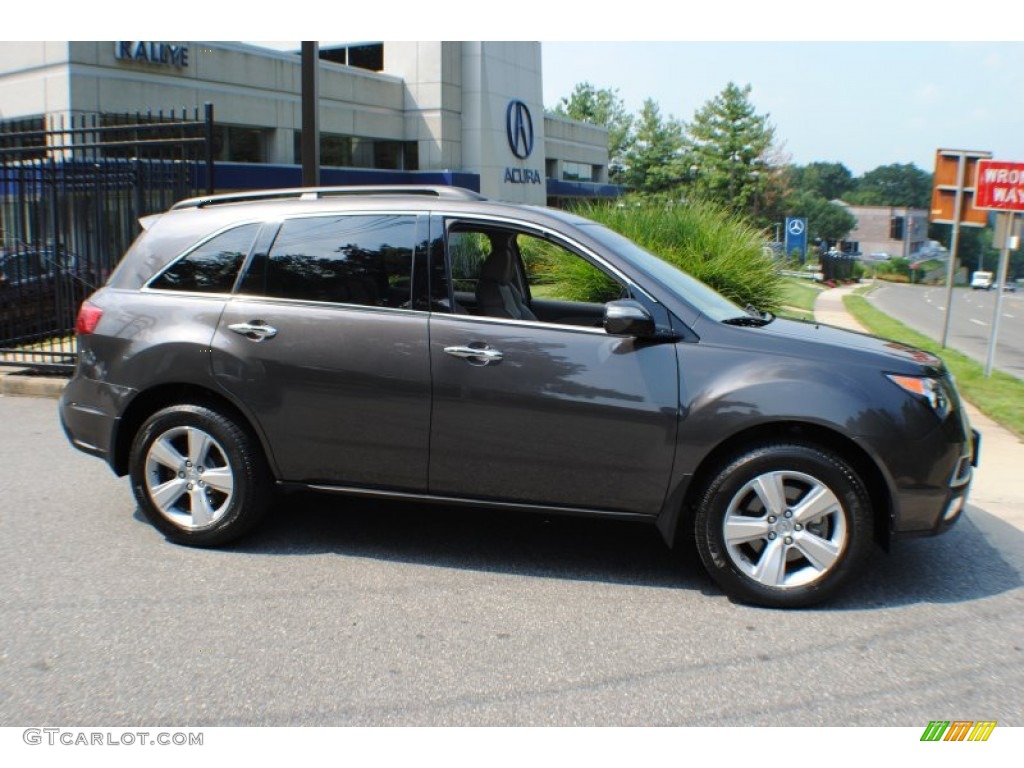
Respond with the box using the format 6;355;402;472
846;163;933;208
621;99;686;194
552;82;634;181
787;162;856;202
685;83;776;218
812;199;858;243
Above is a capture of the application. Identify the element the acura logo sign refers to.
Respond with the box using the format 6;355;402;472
506;100;534;159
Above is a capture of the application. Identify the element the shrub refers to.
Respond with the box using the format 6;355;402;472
876;272;910;283
566;197;782;312
521;235;624;303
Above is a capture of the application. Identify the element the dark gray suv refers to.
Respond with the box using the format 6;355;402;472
59;186;978;607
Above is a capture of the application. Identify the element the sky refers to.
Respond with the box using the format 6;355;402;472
539;42;1024;176
16;1;1024;178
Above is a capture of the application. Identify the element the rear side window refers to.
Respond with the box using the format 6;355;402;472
149;224;258;293
242;214;415;307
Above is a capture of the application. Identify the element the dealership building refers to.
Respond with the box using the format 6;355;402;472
836;202;932;260
0;41;616;205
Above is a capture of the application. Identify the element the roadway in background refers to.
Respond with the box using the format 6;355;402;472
867;283;1024;379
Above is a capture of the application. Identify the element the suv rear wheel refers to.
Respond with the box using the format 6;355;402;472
129;404;271;546
694;442;871;608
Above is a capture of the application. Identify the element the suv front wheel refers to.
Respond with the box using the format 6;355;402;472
694;442;871;608
129;404;272;546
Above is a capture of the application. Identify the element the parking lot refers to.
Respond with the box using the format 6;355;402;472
1;394;1022;727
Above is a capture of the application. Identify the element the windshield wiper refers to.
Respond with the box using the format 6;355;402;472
723;305;775;327
723;315;771;326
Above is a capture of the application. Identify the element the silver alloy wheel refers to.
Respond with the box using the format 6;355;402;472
143;425;235;530
722;470;847;589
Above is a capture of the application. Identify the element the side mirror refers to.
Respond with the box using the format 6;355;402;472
603;299;655;338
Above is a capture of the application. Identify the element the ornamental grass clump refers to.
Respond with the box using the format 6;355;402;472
562;198;782;313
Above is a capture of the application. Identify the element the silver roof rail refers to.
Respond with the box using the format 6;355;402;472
171;185;486;210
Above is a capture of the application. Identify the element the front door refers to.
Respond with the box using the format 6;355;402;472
427;219;679;515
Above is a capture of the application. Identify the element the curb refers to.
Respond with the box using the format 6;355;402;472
0;373;69;399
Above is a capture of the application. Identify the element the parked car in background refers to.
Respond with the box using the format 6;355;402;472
971;271;994;290
59;186;979;608
0;245;100;344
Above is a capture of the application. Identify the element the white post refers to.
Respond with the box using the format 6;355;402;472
984;211;1016;377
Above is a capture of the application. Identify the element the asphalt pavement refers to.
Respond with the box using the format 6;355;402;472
1;390;1022;727
867;283;1024;379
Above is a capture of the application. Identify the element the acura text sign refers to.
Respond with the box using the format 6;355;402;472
503;100;541;186
974;160;1024;212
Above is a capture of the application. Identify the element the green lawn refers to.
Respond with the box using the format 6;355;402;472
779;278;824;312
844;293;1024;439
774;278;823;321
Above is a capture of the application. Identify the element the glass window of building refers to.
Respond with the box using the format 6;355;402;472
562;162;595;183
292;133;417;170
0;116;46;160
213;126;268;163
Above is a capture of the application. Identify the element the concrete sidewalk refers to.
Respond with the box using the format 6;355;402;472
0;370;67;398
816;282;1024;536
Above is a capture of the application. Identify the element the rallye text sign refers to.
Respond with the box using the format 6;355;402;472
974;159;1024;212
115;42;190;68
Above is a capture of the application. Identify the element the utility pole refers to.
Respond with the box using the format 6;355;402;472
985;212;1020;376
301;41;320;188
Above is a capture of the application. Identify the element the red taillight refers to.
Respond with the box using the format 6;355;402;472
75;301;103;335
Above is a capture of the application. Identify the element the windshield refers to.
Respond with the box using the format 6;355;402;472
579;223;745;322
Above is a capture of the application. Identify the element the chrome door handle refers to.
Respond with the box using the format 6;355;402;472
228;321;278;341
443;345;504;365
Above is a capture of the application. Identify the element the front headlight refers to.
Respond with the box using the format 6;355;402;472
886;374;951;419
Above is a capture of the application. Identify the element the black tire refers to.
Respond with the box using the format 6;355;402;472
694;442;872;608
129;404;272;547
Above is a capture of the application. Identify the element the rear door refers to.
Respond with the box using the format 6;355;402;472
211;212;432;490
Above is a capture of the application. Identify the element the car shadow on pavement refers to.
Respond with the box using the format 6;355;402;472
827;506;1022;610
187;493;1023;609
216;491;712;593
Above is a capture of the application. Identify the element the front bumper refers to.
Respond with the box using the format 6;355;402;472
894;427;979;537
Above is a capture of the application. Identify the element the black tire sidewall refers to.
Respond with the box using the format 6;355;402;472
695;443;870;608
129;404;269;547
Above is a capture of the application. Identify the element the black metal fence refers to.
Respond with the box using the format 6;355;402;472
820;251;857;282
0;105;213;371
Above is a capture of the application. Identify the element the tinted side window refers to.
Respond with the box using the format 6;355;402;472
150;224;258;293
255;215;415;307
518;232;625;304
448;230;492;291
435;221;626;321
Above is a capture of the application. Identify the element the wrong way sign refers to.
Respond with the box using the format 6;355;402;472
975;160;1024;211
